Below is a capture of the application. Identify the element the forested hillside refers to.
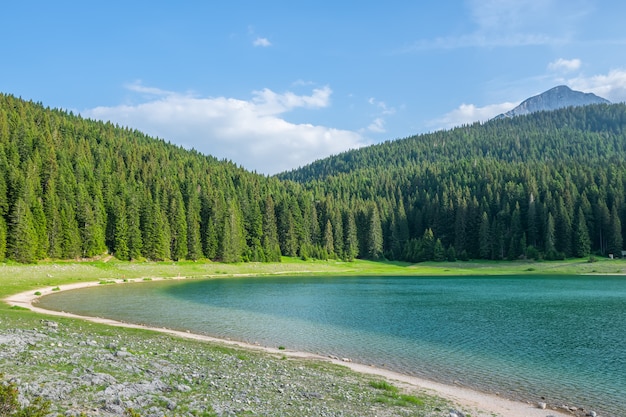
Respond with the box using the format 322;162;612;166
281;103;626;261
1;93;625;263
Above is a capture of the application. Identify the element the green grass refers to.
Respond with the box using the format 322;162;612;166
2;257;625;305
369;380;398;392
369;379;428;407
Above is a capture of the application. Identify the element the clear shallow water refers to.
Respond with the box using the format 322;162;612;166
39;275;626;416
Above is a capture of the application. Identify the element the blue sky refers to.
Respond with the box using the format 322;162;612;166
3;1;626;174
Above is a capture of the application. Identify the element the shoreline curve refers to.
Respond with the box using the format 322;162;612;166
4;277;570;417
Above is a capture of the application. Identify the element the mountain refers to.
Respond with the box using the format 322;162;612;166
494;85;610;119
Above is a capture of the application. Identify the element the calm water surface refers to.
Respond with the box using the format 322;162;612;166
39;275;626;416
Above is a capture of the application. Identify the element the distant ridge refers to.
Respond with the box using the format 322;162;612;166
494;85;610;119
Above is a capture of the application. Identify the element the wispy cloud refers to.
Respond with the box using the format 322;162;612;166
403;0;588;51
430;101;519;130
567;69;626;102
362;97;396;133
367;118;386;133
548;58;581;73
83;83;368;174
253;36;271;47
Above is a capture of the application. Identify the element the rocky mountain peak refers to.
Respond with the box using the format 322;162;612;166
494;85;610;119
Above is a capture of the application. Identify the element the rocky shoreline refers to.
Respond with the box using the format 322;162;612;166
2;314;453;417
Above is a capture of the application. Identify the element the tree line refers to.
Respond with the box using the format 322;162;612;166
1;93;625;263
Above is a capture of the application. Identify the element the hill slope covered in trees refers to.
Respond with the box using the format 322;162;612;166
1;93;625;263
280;103;626;261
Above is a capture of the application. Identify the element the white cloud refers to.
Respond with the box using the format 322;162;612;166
362;97;396;134
367;118;386;133
567;69;626;103
430;101;519;130
548;58;582;73
253;37;271;47
403;0;588;51
83;84;368;175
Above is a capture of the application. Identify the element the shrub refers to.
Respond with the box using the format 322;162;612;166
0;373;50;417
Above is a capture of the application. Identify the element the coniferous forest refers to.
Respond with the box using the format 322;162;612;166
1;93;626;263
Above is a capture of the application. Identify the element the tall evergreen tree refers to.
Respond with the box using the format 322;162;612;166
169;190;188;261
478;212;491;259
185;183;202;261
0;215;6;261
8;198;37;263
262;195;281;262
366;203;383;260
113;197;130;261
219;199;246;263
343;210;359;261
573;207;591;258
323;219;334;258
607;204;623;256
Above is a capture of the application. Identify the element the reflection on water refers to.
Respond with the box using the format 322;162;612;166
38;275;626;416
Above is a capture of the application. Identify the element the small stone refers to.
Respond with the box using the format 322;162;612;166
587;411;597;417
538;402;547;409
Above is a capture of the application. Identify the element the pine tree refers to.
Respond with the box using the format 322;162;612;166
418;228;435;261
573;207;591;258
508;202;523;260
607;204;623;256
219;199;246;263
169;190;188;261
8;198;37;263
390;199;409;259
277;200;298;257
478;212;491;259
343;210;359;261
323;219;334;258
126;193;143;260
59;200;81;259
262;195;281;262
113;197;130;261
544;212;556;258
185;183;202;261
433;238;445;261
0;215;5;261
366;203;384;260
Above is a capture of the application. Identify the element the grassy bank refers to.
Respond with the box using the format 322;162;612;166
2;256;625;301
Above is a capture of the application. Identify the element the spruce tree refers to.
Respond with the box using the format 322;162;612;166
185;183;202;261
478;212;491;259
8;198;37;263
169;191;188;261
607;204;623;256
323;219;334;258
573;207;591;258
0;215;5;261
433;238;445;261
113;197;130;261
366;203;383;260
219;199;245;263
343;210;359;261
262;195;281;262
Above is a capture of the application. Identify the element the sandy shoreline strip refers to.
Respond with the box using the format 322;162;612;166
4;278;570;417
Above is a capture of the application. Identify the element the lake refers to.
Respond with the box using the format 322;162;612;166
38;275;626;416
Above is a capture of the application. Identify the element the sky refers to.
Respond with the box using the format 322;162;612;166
2;1;626;175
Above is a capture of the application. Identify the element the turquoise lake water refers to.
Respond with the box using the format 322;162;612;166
38;275;626;416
